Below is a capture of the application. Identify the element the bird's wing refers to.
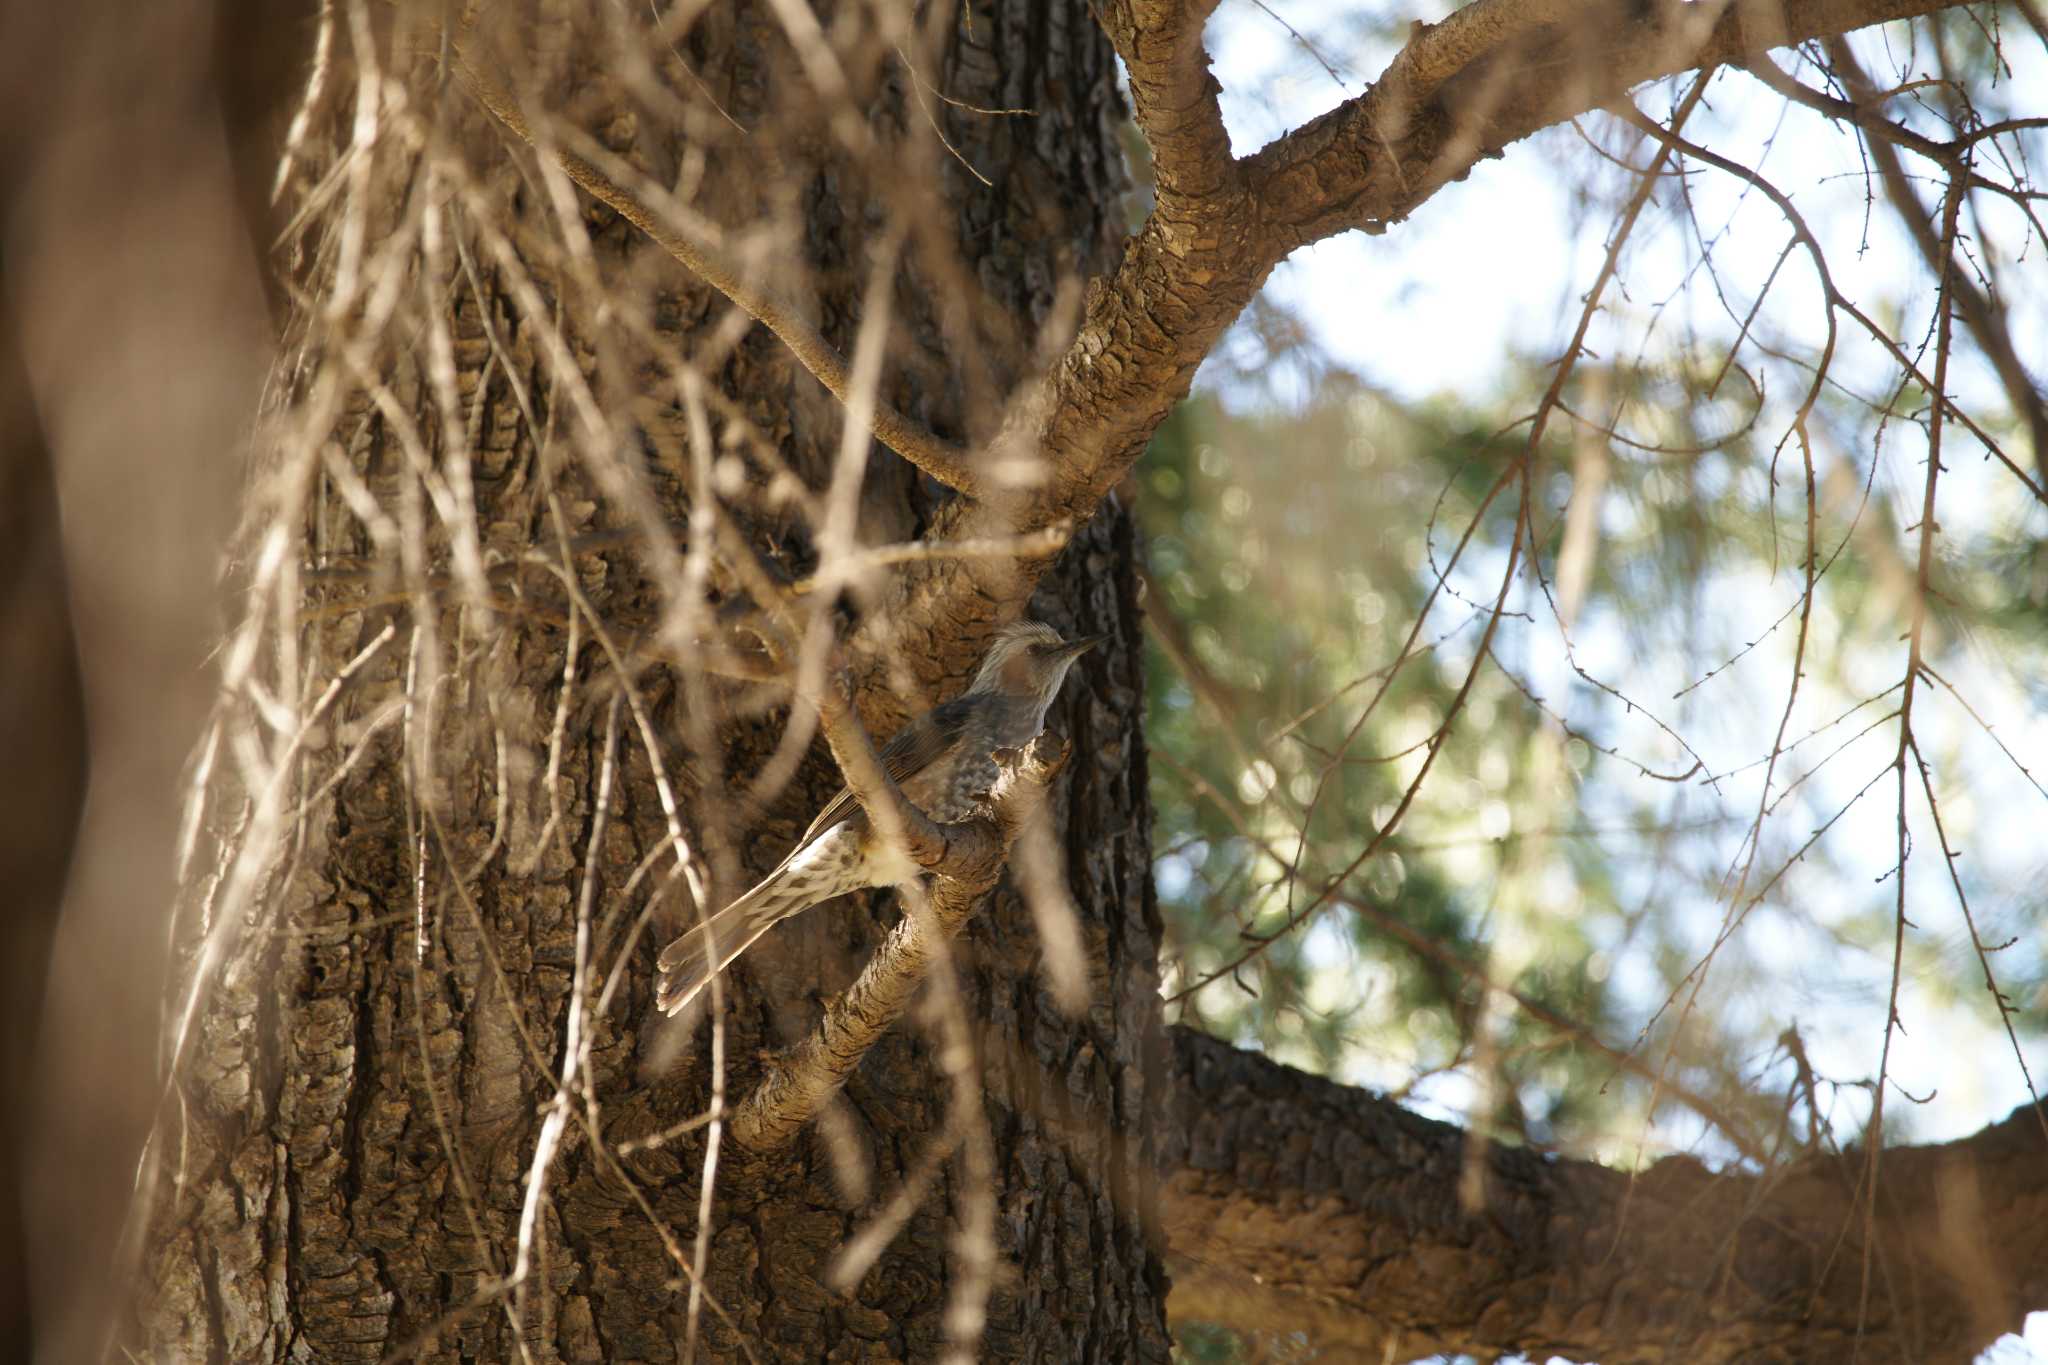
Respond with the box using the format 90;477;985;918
792;696;979;848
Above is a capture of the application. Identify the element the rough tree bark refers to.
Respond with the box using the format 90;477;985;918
1163;1028;2048;1365
134;2;1167;1361
123;0;2039;1361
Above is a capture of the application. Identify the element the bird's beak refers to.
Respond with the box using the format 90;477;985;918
1062;634;1109;660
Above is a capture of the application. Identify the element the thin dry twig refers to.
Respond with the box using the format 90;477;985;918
449;25;984;497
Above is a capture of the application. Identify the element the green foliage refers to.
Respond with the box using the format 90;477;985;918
1139;334;2048;1158
1143;383;1634;1146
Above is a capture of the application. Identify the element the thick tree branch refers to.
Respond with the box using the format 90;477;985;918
445;0;1989;712
730;732;1070;1150
1163;1027;2048;1364
448;26;984;498
1247;0;1976;245
864;0;1986;687
1099;0;1234;201
1374;0;1583;100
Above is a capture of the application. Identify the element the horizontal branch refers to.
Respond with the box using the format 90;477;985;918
730;732;1070;1150
1246;0;1974;245
449;23;984;498
1163;1027;2048;1364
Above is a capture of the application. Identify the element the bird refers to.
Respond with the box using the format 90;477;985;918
655;619;1105;1016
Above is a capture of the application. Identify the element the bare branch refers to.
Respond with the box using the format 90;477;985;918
1148;745;1769;1163
1617;104;2046;503
1823;37;2048;464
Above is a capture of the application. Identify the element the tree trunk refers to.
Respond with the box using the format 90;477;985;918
120;0;2048;1362
132;3;1171;1360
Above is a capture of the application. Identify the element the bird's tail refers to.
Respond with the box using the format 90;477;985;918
655;874;811;1017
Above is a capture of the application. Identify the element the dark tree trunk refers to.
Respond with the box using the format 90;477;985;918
133;3;1171;1360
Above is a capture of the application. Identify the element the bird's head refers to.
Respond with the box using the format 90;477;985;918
967;619;1107;704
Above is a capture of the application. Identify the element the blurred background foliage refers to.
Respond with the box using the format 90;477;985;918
1135;167;2048;1175
1108;0;2048;1210
1143;4;2048;1346
1142;370;1716;1156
